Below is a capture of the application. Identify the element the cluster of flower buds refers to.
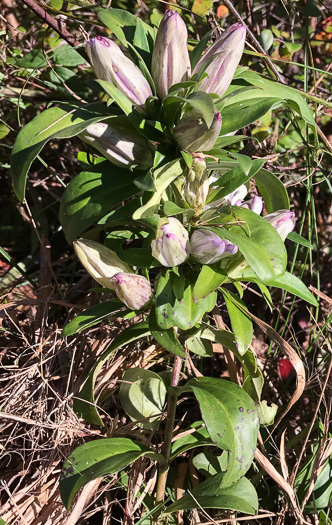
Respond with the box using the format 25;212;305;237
79;118;154;170
74;239;152;310
86;36;152;112
183;157;209;212
190;229;238;264
151;9;191;98
151;217;190;267
174;109;222;152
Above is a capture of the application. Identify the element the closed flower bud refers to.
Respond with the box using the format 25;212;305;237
225;184;248;206
111;273;152;310
73;239;132;289
174;110;222;152
184;158;209;211
151;217;190;267
242;195;263;215
193;23;246;97
80;119;154;170
152;10;191;98
190;229;238;264
86;36;152;110
264;210;296;240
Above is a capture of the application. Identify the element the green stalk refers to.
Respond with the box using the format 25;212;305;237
154;355;182;520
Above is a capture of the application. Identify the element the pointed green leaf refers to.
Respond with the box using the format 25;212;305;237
254;168;290;213
149;308;186;357
59;162;137;243
221;289;253;356
268;271;318;306
165;474;258;514
60;438;161;510
193;265;228;302
206;206;287;282
155;270;217;330
11;103;114;202
186;377;259;486
62;300;129;336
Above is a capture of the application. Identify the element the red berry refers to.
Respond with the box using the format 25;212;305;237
278;358;295;381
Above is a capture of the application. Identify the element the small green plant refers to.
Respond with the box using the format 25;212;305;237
10;8;319;522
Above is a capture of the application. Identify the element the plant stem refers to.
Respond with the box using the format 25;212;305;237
154;355;182;516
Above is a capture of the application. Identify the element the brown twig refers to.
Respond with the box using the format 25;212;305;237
21;0;86;58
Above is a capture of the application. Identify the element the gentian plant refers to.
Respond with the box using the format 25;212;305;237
11;8;318;522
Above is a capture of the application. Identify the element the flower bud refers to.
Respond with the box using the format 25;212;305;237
73;239;133;289
152;10;191;99
184;158;209;211
111;273;152;310
79;119;154;170
174;110;222;152
264;210;296;241
193;23;246;97
225;184;248;206
151;217;190;267
190;229;238;264
242;195;263;215
86;36;152;110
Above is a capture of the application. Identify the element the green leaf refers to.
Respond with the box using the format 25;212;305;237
149;308;186;357
192;0;213;17
60;438;161;510
221;289;253;356
254;168;290;212
73;322;150;425
287;232;312;248
193;450;228;478
0;123;10;140
170;423;212;461
220;96;283;135
260;29;274;51
52;45;86;66
268;271;318;306
186;331;213;356
97;8;154;52
165;474;258;515
200;328;264;403
133;159;184;219
190;28;215;69
155;270;217;330
207;206;287;283
192;264;228;302
11;102;113;202
119;368;166;430
234;70;315;130
59;162;137;243
186;377;259;486
15;49;47;69
62;300;128;336
184;91;215;128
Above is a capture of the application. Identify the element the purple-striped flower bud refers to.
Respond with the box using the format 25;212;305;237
225;184;248;206
151;217;190;267
111;273;152;310
152;10;191;99
264;210;296;240
73;239;133;290
242;195;263;215
174;110;222;152
86;36;152;110
190;229;238;265
79;119;154;170
193;23;246;97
